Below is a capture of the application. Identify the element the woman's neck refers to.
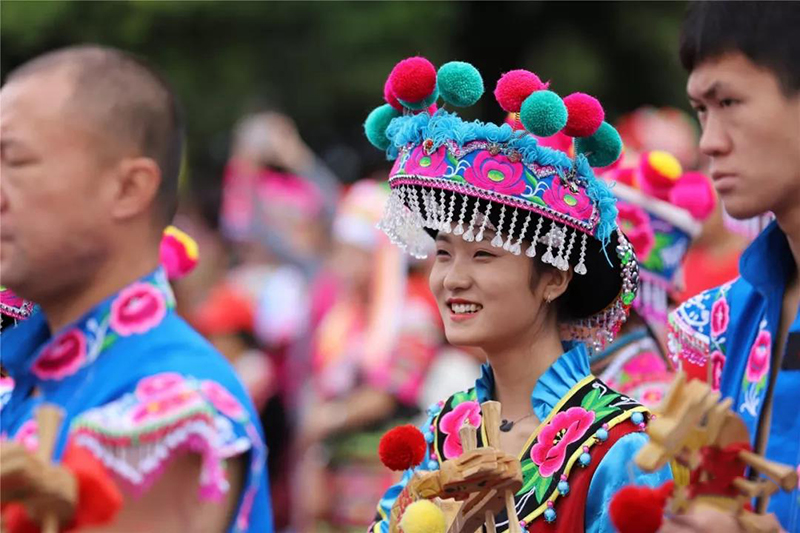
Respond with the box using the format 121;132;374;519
484;318;564;421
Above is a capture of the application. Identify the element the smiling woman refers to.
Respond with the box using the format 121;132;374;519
365;58;672;533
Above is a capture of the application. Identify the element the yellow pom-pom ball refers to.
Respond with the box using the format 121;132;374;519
399;500;446;533
646;150;683;183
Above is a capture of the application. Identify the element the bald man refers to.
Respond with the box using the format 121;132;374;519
0;46;273;532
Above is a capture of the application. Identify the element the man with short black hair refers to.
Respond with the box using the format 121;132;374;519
0;45;272;531
666;2;800;532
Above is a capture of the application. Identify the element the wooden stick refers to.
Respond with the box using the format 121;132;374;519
36;405;64;533
481;401;522;533
739;450;800;492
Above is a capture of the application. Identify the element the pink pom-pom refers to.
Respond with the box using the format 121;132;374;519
536;131;573;155
389;57;437;104
494;70;546;113
562;93;604;137
384;77;403;111
670;171;717;221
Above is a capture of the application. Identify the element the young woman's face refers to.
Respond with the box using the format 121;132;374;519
429;232;548;350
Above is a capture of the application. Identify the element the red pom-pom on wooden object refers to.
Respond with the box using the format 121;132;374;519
494;70;546;113
378;424;427;471
609;481;673;533
389;57;437;104
563;93;605;137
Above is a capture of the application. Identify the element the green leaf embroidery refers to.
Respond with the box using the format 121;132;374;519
519;468;540;495
524;170;539;188
100;332;119;351
593;407;618;420
595;392;620;409
446;151;458;168
530;196;547;207
581;388;600;410
534;472;551;502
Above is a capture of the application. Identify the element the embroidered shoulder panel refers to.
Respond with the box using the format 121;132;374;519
431;376;647;530
70;373;252;501
667;281;734;388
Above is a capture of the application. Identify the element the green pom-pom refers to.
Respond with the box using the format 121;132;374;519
437;61;484;107
574;121;622;167
398;86;439;110
364;104;401;150
519;90;568;137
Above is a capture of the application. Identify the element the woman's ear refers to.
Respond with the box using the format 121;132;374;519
540;266;573;304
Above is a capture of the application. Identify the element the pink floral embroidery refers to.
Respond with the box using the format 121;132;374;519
201;380;246;421
710;351;726;390
746;331;771;384
439;400;482;459
616;202;655;258
14;420;39;452
135;372;187;401
542;181;593;222
31;329;87;380
530;407;595;477
710;298;730;338
131;389;199;424
110;282;167;337
463;152;525;196
404;146;449;177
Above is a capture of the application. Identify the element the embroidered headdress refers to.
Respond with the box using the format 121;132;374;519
602;151;715;330
364;57;637;348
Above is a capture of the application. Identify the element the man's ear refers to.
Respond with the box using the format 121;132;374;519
110;157;161;221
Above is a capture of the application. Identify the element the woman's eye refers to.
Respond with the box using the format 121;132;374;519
474;250;495;258
435;249;450;258
719;98;738;108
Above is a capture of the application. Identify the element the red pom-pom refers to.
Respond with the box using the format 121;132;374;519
494;70;546;113
563;93;604;137
670;171;716;220
389;57;437;104
384;77;403;111
609;481;673;533
378;424;427;471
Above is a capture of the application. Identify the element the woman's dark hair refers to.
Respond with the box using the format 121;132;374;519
527;236;621;322
680;1;800;95
423;189;622;323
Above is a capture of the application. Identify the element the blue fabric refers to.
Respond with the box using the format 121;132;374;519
585;432;672;533
669;221;800;531
0;269;273;532
370;341;670;532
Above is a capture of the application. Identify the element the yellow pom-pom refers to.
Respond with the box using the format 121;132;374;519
399;500;446;533
163;225;199;260
646;150;682;182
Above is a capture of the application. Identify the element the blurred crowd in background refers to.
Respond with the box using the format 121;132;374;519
0;2;775;532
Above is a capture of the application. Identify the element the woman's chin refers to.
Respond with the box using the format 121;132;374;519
444;328;486;349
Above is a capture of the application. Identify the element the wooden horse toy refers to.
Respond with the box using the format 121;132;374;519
1;405;121;532
610;372;798;533
379;401;524;533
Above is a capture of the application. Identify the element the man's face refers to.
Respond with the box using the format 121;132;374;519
687;52;800;220
1;71;113;300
